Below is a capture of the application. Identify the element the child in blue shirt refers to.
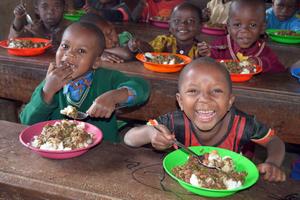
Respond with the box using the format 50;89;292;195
266;0;300;31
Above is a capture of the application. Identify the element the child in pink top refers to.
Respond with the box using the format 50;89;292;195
208;0;286;73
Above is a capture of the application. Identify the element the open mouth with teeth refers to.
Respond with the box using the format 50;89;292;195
195;110;216;122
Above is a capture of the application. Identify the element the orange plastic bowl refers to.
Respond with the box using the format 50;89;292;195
218;60;263;82
0;38;51;56
136;52;192;73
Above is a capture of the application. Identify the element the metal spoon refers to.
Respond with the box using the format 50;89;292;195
26;13;33;25
152;126;220;170
209;45;228;50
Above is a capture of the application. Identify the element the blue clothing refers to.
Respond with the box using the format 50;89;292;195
266;8;300;31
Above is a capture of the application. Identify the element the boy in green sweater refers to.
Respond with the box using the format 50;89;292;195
20;22;150;142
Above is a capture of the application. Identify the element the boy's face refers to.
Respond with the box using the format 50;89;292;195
95;21;118;48
176;64;235;133
273;0;297;21
169;7;200;43
227;4;265;49
36;0;64;28
56;25;102;79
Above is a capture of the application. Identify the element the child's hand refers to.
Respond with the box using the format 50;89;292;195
86;91;119;118
257;162;286;182
13;4;26;19
150;125;175;150
101;51;124;63
43;62;74;102
196;42;211;57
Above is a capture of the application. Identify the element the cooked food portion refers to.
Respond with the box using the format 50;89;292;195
7;39;47;48
151;16;169;22
31;120;93;150
60;105;78;119
172;150;247;190
147;119;158;126
144;53;184;65
205;22;226;29
274;30;300;37
220;60;256;74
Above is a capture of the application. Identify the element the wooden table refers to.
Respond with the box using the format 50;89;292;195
0;120;299;200
0;48;300;144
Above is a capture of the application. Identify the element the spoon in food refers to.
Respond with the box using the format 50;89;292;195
151;125;220;170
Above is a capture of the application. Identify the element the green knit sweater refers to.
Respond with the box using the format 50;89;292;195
20;67;150;142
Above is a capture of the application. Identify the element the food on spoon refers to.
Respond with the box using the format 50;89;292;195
172;150;247;190
31;120;93;150
147;119;158;126
60;105;78;119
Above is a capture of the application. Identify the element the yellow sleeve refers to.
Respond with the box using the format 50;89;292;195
149;35;175;52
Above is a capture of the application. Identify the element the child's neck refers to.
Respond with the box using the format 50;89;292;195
192;110;232;146
176;39;195;54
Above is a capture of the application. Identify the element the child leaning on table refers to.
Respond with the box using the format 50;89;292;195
205;0;286;73
80;13;133;63
124;58;286;182
9;0;70;50
266;0;300;31
20;22;150;142
128;2;210;59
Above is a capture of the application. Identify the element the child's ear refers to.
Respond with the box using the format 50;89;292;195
260;21;266;34
93;56;102;69
228;94;235;111
176;92;184;111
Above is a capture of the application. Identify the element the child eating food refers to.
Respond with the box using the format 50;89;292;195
208;0;286;73
20;22;150;142
9;0;69;50
128;2;210;59
124;57;286;182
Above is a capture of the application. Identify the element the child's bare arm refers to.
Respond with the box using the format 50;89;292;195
128;38;153;54
124;124;175;150
257;136;286;182
104;46;134;61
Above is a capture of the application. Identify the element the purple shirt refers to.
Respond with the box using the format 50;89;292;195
210;35;286;73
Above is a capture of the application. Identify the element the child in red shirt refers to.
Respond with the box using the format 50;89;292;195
124;57;286;182
207;0;286;73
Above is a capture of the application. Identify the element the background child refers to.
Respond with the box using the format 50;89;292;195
266;0;300;31
124;58;286;182
9;0;69;50
208;0;286;73
73;0;131;22
80;13;133;63
203;0;232;25
131;0;184;22
128;3;210;59
20;22;150;142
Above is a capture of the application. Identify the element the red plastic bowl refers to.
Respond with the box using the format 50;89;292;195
0;38;51;56
218;60;263;82
19;120;103;159
136;52;192;73
201;23;227;36
149;17;169;29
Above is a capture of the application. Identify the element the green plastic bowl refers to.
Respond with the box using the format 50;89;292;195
266;29;300;44
163;146;259;197
64;10;86;22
